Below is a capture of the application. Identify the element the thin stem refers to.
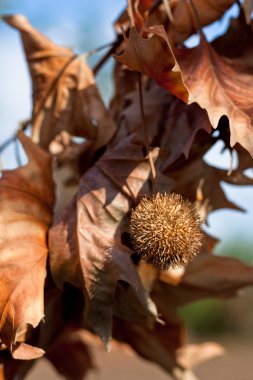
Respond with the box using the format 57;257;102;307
127;0;135;28
14;138;22;167
227;150;234;176
93;1;163;75
162;0;174;23
93;37;122;75
85;41;115;58
188;0;206;40
0;155;3;171
138;73;158;194
31;40;115;130
31;55;77;134
0;135;16;154
0;121;29;160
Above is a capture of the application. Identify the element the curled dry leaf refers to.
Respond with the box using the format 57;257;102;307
115;11;253;157
114;0;168;35
163;131;253;214
171;0;235;43
177;342;225;369
115;25;188;102
115;272;222;378
49;131;89;216
2;4;253;380
46;329;96;380
130;0;155;32
176;37;253;157
0;132;54;359
181;252;253;298
0;351;34;380
38;285;97;380
134;238;253;377
117;81;211;166
117;82;174;145
158;250;253;310
158;97;211;167
109;62;139;121
48;135;173;346
113;260;210;380
0;283;95;380
212;12;253;67
113;316;190;380
3;14;116;150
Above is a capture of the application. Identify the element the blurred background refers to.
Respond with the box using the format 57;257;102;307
0;1;253;379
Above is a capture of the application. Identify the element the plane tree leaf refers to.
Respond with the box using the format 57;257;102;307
0;132;55;359
3;14;116;151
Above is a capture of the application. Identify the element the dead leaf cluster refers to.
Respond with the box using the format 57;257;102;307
0;3;253;379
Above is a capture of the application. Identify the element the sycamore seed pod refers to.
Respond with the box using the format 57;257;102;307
129;193;203;270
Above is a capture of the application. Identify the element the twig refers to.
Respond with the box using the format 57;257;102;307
162;0;174;23
138;73;158;194
30;54;77;135
93;0;163;75
0;135;16;154
14;138;22;167
85;41;115;58
93;37;122;75
227;150;234;176
0;120;30;160
127;0;135;27
188;0;206;40
0;155;3;171
31;41;116;130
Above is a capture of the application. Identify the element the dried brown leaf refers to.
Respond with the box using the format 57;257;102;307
177;342;225;369
115;26;188;102
0;283;95;380
117;81;211;166
46;329;96;380
171;0;235;43
0;132;54;358
212;13;253;67
113;317;190;380
182;252;253;296
176;38;253;157
3;14;116;150
114;0;168;35
115;13;253;157
131;242;253;378
163;134;253;213
112;269;204;380
158;98;211;167
0;350;34;380
48;136;173;346
133;0;157;32
159;250;253;309
109;62;138;121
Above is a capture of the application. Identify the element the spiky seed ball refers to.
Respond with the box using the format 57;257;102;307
129;193;203;270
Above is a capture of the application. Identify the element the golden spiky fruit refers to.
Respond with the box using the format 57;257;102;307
129;193;203;270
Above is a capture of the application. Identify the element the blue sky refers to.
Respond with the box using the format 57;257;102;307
0;0;252;258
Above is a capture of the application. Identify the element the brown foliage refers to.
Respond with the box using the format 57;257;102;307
1;4;253;380
176;37;253;157
115;26;188;102
48;136;161;346
171;0;235;43
0;132;54;359
3;15;116;151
